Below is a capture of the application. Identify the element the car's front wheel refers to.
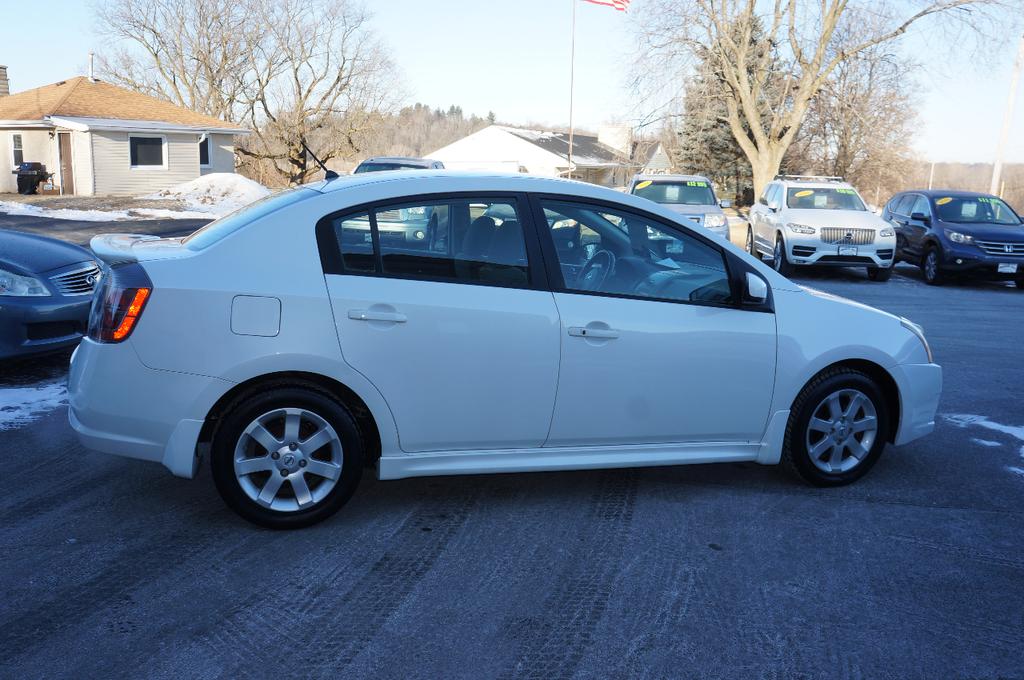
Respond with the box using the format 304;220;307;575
782;367;890;487
922;246;944;286
773;233;795;276
211;384;364;528
746;228;760;260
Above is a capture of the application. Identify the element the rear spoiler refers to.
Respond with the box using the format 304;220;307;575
89;234;163;266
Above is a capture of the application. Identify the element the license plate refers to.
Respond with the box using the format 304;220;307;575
998;263;1018;274
838;246;858;256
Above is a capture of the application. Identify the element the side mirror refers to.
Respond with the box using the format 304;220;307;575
745;272;768;304
911;212;930;224
719;199;733;209
767;200;781;213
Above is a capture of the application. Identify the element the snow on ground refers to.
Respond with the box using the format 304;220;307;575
943;414;1024;476
971;438;1003;448
0;381;67;431
0;201;210;222
142;173;271;217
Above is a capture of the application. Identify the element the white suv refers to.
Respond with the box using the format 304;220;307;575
69;172;940;528
748;176;897;281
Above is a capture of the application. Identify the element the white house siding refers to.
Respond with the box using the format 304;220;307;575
0;128;56;193
91;130;198;196
201;133;235;175
71;130;95;195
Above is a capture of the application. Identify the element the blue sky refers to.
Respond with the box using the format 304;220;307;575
5;0;1023;163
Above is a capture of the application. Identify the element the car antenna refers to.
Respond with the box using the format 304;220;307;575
301;140;339;180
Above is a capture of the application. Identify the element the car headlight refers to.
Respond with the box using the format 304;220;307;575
945;229;974;244
900;317;933;363
0;268;50;296
880;227;895;237
704;214;727;228
787;223;816;234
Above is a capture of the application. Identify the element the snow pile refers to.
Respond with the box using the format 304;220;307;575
142;173;271;217
0;201;211;222
0;381;67;431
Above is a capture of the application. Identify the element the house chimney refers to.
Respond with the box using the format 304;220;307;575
0;66;9;97
89;53;96;82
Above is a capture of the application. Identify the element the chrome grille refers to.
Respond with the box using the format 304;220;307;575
50;264;101;296
820;228;876;245
975;240;1024;257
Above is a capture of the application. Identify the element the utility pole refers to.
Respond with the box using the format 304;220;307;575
567;0;577;180
991;32;1024;196
928;161;935;190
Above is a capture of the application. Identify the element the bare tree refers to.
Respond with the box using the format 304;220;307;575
637;0;1012;196
95;0;399;185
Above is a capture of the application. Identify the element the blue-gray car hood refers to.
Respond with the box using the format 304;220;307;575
0;230;95;276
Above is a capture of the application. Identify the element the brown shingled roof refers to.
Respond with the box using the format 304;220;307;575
0;76;243;130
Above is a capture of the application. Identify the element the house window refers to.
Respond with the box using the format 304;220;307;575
129;135;165;167
199;137;211;166
12;134;23;166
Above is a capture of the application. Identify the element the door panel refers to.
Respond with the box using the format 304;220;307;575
548;293;776;445
58;132;74;195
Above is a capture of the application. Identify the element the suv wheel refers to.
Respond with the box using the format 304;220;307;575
746;228;760;260
922;246;943;286
211;384;364;528
867;265;893;282
1015;275;1024;290
782;367;889;486
773;234;795;276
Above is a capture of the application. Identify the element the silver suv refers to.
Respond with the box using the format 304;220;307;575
629;174;732;240
748;175;896;281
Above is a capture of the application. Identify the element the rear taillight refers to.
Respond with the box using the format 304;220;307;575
87;263;153;343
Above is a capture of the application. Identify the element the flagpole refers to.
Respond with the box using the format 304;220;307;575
568;0;576;180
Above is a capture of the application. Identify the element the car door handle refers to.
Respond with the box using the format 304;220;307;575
568;326;619;339
348;309;407;323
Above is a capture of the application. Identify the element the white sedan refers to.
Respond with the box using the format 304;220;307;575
69;172;941;528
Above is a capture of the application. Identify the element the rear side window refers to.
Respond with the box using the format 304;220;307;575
894;194;915;216
325;197;531;288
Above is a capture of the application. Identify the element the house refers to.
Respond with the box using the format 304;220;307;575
634;140;673;174
0;66;248;196
429;124;642;187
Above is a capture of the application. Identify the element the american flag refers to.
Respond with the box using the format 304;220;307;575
582;0;630;10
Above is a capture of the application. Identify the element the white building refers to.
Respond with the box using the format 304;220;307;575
429;125;640;187
0;67;248;196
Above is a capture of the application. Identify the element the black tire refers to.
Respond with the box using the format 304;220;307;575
746;228;760;260
1015;276;1024;290
781;367;890;487
922;246;944;286
773;233;795;276
867;265;892;282
211;383;364;529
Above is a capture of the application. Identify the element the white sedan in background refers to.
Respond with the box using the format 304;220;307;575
70;172;941;528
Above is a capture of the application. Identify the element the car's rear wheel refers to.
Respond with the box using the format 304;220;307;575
782;367;889;487
773;233;795;276
211;384;363;528
746;228;760;260
922;246;943;286
867;265;893;282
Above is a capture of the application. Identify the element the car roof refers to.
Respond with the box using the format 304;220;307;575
904;189;998;199
632;173;711;183
360;156;438;165
776;180;856;190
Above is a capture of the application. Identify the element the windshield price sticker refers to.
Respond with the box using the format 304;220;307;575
635;180;653;190
794;189;814;197
936;197;953;205
685;181;708;187
836;188;856;195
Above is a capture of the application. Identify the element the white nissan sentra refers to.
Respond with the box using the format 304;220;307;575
69;172;941;528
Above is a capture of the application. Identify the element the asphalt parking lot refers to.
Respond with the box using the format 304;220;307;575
2;218;1023;679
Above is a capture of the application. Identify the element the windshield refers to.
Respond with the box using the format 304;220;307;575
183;188;310;250
354;162;425;173
934;195;1021;225
786;187;867;211
633;180;716;206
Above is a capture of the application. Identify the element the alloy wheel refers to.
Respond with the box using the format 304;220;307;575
924;251;938;283
233;408;343;512
804;389;878;474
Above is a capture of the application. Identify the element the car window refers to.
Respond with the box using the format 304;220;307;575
331;197;530;287
633;179;715;205
766;184;780;207
933;195;1022;225
540;199;732;305
894;194;915;216
911;195;931;217
785;187;867;211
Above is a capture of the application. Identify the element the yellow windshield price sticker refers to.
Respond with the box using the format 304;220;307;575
794;190;814;198
936;197;953;205
635;180;652;190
